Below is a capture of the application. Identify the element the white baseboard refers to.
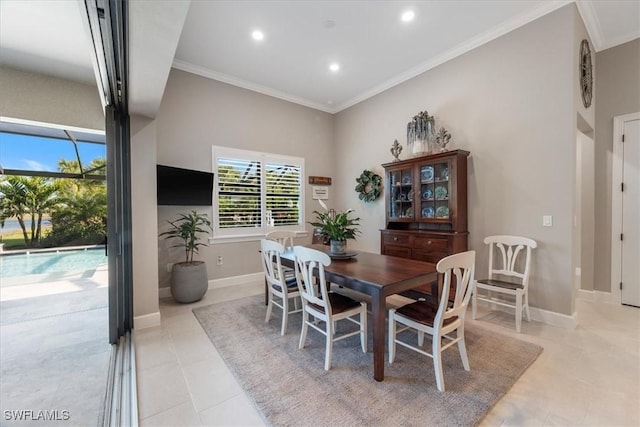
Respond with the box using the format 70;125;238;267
529;306;577;330
134;311;161;329
158;272;263;299
159;287;171;298
578;289;614;304
210;272;263;289
475;300;577;330
578;289;596;302
595;291;613;303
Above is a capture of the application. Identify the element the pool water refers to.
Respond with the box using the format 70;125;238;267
0;249;107;278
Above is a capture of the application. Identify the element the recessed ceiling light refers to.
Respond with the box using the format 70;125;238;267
401;10;415;23
329;63;340;72
324;19;336;29
251;30;264;41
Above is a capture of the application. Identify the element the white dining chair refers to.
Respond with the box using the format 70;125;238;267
293;246;367;370
389;250;476;392
472;235;537;333
266;230;296;277
261;239;301;335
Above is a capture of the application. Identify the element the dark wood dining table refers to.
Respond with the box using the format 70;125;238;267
279;244;438;381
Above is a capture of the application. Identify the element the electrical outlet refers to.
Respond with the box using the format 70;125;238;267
216;256;223;265
543;215;553;227
166;263;173;272
575;267;581;277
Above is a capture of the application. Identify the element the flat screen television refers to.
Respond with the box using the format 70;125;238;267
157;164;214;206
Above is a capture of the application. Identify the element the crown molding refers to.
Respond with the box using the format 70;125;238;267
575;0;604;51
597;32;640;52
335;0;572;112
175;1;572;115
172;59;336;114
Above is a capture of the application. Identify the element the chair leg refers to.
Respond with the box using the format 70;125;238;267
418;331;425;347
388;311;396;363
280;295;288;336
265;291;273;323
524;292;531;322
515;292;523;333
325;319;333;371
471;289;478;320
457;327;470;371
360;306;367;353
299;310;309;349
433;335;445;392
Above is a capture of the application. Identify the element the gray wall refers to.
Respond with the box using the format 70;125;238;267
155;69;334;289
594;38;640;293
0;66;104;130
131;115;160;322
333;5;580;315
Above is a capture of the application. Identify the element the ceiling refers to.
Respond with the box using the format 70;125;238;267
1;0;638;116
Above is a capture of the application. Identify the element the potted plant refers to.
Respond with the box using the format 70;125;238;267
309;208;360;255
160;210;212;303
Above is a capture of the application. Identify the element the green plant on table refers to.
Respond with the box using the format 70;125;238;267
309;209;360;242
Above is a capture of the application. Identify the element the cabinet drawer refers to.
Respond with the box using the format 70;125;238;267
413;249;448;264
383;245;412;258
413;237;448;251
383;233;411;246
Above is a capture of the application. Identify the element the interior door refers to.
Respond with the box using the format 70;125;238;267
621;118;639;307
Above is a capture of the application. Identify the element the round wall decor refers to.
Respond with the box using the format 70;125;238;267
580;39;593;108
355;170;382;202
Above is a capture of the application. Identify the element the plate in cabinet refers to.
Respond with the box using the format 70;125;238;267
436;206;449;218
421;166;434;182
435;185;448;200
422;206;435;218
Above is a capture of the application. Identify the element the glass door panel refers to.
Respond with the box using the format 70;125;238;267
389;168;414;219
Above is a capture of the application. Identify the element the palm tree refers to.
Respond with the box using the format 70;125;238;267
0;176;60;247
45;157;107;245
23;177;60;244
0;176;29;244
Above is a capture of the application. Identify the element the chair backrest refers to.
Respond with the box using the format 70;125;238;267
484;235;537;288
266;230;296;250
435;250;476;325
260;239;287;288
293;246;331;309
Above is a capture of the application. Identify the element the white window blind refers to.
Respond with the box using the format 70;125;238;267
217;158;262;228
266;162;301;226
213;146;304;240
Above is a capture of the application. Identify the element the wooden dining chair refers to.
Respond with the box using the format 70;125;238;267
471;235;537;333
389;250;476;392
293;246;367;370
261;239;301;335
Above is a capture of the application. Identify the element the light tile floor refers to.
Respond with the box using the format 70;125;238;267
0;265;111;426
136;281;640;426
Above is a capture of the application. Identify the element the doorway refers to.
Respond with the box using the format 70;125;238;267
612;112;640;307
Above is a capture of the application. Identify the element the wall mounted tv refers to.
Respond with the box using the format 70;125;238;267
157;165;214;206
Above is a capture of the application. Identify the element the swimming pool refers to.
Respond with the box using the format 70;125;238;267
0;248;107;278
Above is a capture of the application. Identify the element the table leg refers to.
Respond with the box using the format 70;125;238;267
371;289;385;381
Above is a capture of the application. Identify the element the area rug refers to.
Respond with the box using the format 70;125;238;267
193;295;542;426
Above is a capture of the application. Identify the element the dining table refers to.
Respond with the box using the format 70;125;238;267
279;244;438;381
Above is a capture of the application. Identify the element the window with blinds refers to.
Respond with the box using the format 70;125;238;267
213;146;304;239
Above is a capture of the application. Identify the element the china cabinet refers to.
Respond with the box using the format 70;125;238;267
381;149;469;299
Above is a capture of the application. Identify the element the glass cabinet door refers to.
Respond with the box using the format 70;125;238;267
388;168;414;219
419;161;449;220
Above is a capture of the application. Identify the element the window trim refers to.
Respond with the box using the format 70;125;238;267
212;146;305;242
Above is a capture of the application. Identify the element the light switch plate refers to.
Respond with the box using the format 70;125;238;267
543;215;553;227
